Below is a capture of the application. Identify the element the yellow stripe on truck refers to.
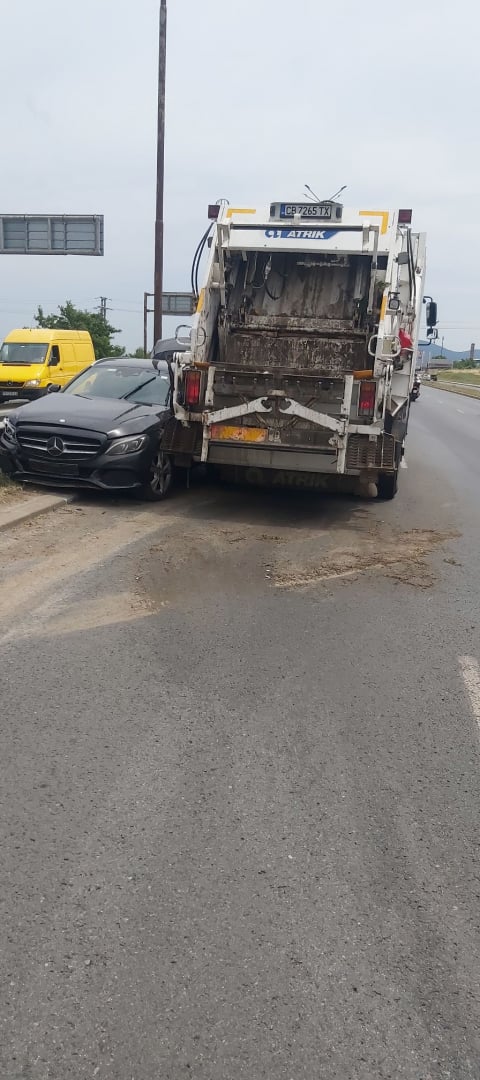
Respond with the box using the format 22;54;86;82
226;208;256;219
359;210;389;235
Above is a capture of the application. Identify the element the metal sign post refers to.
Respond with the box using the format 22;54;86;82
154;0;167;346
144;291;195;354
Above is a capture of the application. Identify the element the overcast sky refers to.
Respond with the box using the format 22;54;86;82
0;0;478;352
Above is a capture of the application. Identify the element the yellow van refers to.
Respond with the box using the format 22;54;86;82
0;328;95;401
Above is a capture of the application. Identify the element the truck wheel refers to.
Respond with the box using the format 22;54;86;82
377;470;398;500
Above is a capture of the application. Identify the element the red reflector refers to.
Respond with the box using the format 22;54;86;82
184;369;201;406
358;380;376;416
398;208;412;224
208;204;220;220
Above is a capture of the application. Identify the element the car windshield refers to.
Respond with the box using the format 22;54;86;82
0;343;48;365
63;364;170;406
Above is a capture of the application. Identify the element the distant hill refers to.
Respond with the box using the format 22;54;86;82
417;343;480;364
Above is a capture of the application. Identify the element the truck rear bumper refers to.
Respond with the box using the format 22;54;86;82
207;444;340;473
205;432;396;475
199;386;354;471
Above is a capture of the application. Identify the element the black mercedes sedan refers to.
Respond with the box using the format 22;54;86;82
0;357;175;500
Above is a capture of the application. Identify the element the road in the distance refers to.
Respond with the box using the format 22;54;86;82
1;386;480;1080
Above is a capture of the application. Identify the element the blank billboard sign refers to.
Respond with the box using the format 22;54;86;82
0;215;104;255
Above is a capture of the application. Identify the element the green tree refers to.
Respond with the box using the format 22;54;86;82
35;301;125;360
132;347;149;359
452;358;476;369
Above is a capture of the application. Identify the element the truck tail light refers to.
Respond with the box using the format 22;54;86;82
358;380;376;417
184;369;202;406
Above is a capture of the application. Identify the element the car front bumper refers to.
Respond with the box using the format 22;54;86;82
0;441;154;492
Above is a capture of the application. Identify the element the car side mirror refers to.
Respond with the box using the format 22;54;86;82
48;354;60;367
47;383;61;393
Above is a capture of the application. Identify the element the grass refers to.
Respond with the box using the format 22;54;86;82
427;380;480;401
435;369;480;385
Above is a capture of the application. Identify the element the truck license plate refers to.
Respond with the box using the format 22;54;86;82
210;425;267;443
279;203;332;220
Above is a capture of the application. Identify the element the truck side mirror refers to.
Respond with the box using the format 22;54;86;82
426;300;438;329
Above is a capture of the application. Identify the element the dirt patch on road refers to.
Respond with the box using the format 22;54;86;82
0;482;461;642
0;477;25;506
0;502;167;636
272;527;458;591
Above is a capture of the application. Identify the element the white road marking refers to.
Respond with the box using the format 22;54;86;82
400;458;408;470
459;656;480;735
457;408;465;414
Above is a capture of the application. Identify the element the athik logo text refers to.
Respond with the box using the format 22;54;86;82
264;229;339;240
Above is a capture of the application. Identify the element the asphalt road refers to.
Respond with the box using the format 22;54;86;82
1;386;480;1079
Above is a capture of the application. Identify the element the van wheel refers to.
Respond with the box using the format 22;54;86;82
141;450;173;501
377;469;399;500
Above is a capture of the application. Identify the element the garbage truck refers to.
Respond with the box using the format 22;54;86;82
162;200;437;499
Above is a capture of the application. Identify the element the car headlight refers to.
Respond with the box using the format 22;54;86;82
24;379;41;388
3;418;17;441
105;434;148;456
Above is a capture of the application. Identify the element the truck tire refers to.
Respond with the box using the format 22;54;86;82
377;469;399;500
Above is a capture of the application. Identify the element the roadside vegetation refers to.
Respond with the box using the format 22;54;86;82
427;377;480;401
438;369;480;386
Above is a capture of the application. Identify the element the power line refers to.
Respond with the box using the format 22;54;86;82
110;307;143;315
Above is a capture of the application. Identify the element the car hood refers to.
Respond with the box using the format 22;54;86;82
11;393;166;432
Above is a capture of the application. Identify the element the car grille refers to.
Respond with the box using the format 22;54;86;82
0;380;25;389
28;461;80;477
16;426;103;460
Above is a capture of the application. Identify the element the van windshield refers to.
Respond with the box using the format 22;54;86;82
0;343;48;365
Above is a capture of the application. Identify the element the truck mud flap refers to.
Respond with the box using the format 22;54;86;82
160;417;199;456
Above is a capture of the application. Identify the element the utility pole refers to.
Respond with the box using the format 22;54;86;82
470;342;476;364
144;291;154;355
154;0;167;347
97;296;109;321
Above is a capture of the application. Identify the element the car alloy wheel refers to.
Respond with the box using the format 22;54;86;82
146;449;172;500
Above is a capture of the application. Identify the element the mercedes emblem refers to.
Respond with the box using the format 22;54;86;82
46;436;65;457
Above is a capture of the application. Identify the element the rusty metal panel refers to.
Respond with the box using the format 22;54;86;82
220;250;372;374
226;252;370;322
212;370;344;402
209;371;343;451
221;330;367;374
